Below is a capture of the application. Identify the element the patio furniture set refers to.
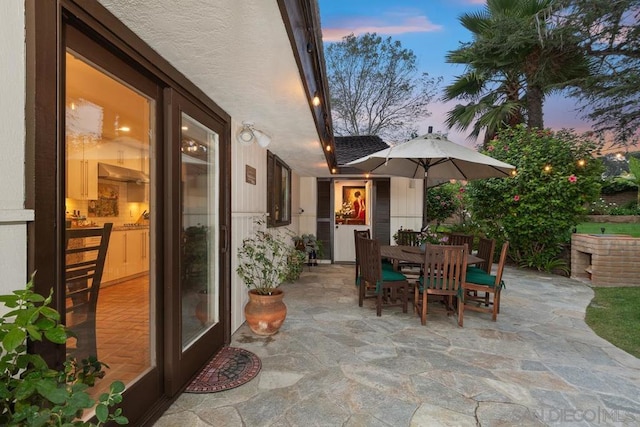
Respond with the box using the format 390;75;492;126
354;229;508;327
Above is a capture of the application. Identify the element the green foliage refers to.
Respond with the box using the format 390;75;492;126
0;275;128;426
445;0;590;140
284;250;306;283
425;184;459;227
325;32;441;141
237;217;301;295
555;0;640;144
600;176;638;194
467;125;603;270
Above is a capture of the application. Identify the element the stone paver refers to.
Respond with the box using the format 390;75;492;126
154;265;640;426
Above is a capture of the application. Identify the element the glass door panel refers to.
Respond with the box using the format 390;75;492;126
180;113;220;349
64;50;154;399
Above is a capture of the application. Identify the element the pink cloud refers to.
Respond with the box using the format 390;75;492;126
322;15;442;42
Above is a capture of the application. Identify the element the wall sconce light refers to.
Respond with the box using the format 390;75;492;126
237;121;271;147
312;91;321;107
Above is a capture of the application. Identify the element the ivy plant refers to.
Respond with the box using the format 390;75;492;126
0;275;128;426
466;125;603;270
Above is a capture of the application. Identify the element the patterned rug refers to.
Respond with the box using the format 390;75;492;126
185;346;261;393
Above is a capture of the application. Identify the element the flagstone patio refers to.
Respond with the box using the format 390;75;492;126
154;264;640;426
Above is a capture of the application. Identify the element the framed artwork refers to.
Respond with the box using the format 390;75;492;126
342;186;366;223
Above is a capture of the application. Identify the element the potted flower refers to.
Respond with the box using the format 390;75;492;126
237;217;300;335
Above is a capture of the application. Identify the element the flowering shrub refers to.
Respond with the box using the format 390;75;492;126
418;226;449;244
425;184;459;227
466;125;603;270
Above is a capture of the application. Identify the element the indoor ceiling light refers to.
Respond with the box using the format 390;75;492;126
237;121;271;147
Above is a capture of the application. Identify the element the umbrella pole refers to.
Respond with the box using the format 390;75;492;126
422;170;428;230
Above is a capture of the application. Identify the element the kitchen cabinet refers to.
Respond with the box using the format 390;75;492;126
103;229;149;284
66;143;98;200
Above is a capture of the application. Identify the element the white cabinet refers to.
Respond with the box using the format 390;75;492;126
66;144;98;200
103;229;150;284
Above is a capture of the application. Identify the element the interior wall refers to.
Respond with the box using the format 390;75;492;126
0;1;32;300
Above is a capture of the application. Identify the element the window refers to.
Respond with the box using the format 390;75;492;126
267;151;291;227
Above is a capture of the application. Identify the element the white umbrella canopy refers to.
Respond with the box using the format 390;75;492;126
345;132;515;227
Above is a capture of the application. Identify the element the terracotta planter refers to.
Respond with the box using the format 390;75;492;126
244;289;287;335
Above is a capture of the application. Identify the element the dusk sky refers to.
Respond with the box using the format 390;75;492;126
318;0;593;148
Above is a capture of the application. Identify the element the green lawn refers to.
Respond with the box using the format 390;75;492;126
576;222;640;237
585;287;640;359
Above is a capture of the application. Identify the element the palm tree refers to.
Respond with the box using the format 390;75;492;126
444;0;590;140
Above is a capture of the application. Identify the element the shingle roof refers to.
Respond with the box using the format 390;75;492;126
334;135;390;166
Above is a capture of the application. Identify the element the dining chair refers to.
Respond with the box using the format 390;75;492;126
354;229;372;285
396;230;423;278
470;237;495;274
354;229;394;287
447;233;474;253
414;243;468;326
396;230;421;246
357;237;409;316
65;223;112;361
458;241;509;326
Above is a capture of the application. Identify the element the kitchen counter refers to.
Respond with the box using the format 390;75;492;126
113;225;149;231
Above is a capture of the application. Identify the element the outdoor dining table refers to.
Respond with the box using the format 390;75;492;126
380;245;484;270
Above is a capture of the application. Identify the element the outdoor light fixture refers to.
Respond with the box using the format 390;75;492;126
237;121;272;147
312;91;321;106
577;159;586;167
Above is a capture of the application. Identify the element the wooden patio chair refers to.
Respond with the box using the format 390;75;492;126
354;229;371;285
472;237;496;274
447;233;474;253
414;243;468;326
65;223;112;361
396;230;422;277
357;237;409;316
458;241;509;326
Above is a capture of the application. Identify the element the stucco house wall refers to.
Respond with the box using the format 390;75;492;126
0;1;33;300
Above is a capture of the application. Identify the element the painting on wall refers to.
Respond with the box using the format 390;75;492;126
341;186;366;224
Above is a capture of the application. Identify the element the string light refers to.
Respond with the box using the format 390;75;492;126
577;159;586;167
543;165;552;173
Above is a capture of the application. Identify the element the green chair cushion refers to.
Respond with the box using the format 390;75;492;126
382;269;407;282
382;260;395;271
465;270;505;289
466;266;488;274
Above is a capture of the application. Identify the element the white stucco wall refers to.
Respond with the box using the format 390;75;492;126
0;1;32;299
230;119;305;332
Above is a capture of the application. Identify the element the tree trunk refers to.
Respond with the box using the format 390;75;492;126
526;83;544;129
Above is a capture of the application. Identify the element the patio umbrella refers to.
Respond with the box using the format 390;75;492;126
345;132;515;228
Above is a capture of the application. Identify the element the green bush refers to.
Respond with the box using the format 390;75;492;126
466;125;603;270
0;275;127;426
600;176;638;194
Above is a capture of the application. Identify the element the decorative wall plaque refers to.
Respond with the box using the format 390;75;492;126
245;165;256;185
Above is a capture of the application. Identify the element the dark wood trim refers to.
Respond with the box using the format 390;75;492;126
267;151;293;228
277;0;336;172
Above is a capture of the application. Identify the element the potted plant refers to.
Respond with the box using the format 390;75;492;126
0;275;128;426
237;217;300;335
302;234;323;266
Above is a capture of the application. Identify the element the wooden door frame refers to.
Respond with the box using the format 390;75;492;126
26;0;232;423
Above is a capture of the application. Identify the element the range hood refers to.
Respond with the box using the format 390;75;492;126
98;163;149;183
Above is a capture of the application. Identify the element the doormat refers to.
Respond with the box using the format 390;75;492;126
185;346;261;393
